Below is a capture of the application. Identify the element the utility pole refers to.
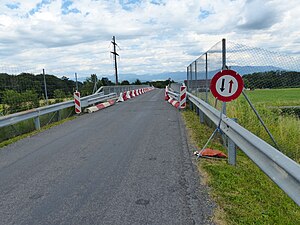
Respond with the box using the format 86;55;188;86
111;36;119;85
75;72;78;91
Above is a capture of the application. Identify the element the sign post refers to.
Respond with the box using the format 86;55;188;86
197;69;243;165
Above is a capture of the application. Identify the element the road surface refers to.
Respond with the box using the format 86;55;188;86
0;89;215;225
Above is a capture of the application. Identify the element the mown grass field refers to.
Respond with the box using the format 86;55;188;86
244;88;300;106
182;110;300;225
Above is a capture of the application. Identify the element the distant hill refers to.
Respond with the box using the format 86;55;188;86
76;66;286;83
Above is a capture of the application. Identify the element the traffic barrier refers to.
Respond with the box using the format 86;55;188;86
126;91;131;99
179;85;187;109
85;100;115;113
165;86;170;100
74;91;81;114
167;98;180;108
117;92;124;102
131;90;135;98
123;92;128;101
116;87;155;104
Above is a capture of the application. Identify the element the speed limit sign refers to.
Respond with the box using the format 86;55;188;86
210;69;244;102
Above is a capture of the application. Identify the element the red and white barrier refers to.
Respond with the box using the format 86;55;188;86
126;91;131;99
85;100;115;113
165;86;170;101
74;91;81;114
116;87;155;103
117;92;124;102
165;85;186;110
179;85;187;109
168;98;180;108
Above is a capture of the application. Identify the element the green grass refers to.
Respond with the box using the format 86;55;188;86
182;110;300;225
226;94;300;163
244;88;300;106
195;88;300;163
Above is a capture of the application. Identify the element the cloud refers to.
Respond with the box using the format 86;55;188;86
237;0;281;30
0;0;299;79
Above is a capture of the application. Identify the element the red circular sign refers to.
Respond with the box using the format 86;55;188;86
210;69;244;102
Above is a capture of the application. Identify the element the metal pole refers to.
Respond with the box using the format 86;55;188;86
221;38;227;147
195;61;197;92
205;52;208;103
43;69;48;105
222;38;227;116
75;73;78;91
186;67;189;91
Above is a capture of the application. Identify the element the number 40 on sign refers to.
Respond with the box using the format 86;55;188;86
210;69;244;102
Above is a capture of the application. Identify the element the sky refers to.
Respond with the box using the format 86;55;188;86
0;0;300;79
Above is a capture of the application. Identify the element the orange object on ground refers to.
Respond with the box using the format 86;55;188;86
195;148;227;158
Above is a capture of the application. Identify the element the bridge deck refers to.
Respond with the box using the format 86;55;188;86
0;89;214;225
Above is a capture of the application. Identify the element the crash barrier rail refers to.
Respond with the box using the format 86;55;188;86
96;85;150;95
187;91;300;206
0;93;117;130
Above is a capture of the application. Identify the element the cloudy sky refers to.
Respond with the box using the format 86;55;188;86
0;0;300;79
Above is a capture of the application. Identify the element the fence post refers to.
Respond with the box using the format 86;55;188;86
222;38;227;147
228;118;237;165
205;52;208;103
43;69;48;105
34;116;41;130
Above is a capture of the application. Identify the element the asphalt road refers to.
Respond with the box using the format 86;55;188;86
0;89;215;225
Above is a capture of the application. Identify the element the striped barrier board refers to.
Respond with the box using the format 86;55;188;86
179;85;187;109
74;91;81;114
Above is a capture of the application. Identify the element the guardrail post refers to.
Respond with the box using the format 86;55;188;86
228;118;237;165
199;110;204;124
34;116;41;130
57;110;62;121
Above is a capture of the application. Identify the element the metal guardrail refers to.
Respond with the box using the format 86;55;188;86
167;90;179;100
187;92;300;206
0;93;117;129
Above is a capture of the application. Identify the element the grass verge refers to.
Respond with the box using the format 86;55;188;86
0;116;76;149
182;110;300;225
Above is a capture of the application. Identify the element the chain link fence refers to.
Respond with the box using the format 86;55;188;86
187;39;300;163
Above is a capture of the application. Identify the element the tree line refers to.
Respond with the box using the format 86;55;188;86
243;71;300;89
0;72;173;115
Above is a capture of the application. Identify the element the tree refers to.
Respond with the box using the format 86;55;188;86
133;79;142;85
53;89;66;103
121;80;130;85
